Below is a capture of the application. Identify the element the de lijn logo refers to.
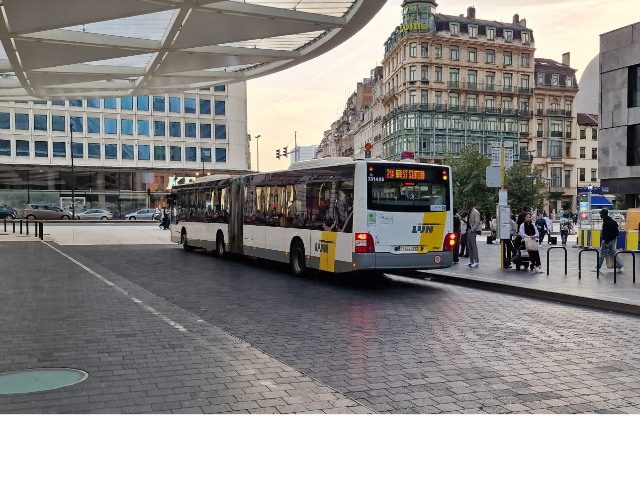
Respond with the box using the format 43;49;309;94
399;21;429;33
412;223;439;234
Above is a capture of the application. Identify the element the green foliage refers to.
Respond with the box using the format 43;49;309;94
444;145;496;217
503;164;548;212
613;194;626;210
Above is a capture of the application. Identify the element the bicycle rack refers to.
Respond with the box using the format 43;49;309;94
614;251;636;284
547;246;567;276
579;248;599;279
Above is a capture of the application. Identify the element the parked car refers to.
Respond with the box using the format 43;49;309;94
124;209;161;221
0;206;17;219
75;209;113;220
23;204;71;220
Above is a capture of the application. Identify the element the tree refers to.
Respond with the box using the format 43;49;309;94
613;194;626;210
444;145;497;222
503;164;548;212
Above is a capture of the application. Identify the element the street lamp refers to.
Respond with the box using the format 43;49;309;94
525;175;541;214
254;135;261;172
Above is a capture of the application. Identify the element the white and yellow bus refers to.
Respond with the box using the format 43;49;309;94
170;158;456;275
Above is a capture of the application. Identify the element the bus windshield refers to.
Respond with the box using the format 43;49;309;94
367;164;450;212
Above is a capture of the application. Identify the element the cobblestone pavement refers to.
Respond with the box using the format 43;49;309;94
0;242;370;414
57;243;640;414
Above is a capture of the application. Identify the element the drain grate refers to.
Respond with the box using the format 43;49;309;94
0;368;88;394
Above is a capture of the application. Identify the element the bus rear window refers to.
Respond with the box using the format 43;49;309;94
367;165;449;212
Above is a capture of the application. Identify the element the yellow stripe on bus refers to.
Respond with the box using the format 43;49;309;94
319;231;338;272
419;212;447;253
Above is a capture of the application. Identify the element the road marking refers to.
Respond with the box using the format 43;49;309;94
43;242;187;333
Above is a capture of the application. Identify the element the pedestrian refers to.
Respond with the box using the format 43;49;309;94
591;209;624;273
453;208;461;264
535;213;547;245
519;213;544;273
517;206;529;228
504;214;518;269
544;212;553;244
459;211;468;258
490;216;498;244
464;201;482;268
559;214;570;245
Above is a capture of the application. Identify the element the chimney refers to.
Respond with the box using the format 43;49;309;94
513;14;520;24
562;52;571;67
467;6;476;19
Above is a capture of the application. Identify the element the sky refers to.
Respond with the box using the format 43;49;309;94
246;0;640;172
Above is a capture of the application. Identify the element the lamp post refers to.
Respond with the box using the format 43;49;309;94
255;135;261;172
70;121;75;219
525;174;541;214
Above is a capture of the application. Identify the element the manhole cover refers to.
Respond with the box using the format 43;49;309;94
0;368;88;394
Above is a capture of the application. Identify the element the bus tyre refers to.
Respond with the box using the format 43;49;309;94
216;233;225;258
290;240;306;277
182;233;194;252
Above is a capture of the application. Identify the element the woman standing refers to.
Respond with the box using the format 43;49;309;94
459;211;468;258
519;213;544;273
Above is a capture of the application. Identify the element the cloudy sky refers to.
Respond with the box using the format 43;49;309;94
246;0;640;172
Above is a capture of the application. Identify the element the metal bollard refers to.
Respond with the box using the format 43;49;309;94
3;217;5;232
19;219;22;234
614;251;636;284
578;248;599;279
546;246;568;276
26;219;29;235
12;220;15;233
34;221;38;238
39;222;43;240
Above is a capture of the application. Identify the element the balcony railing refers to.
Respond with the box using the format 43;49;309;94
537;131;544;137
580;154;586;159
550;131;563;137
592;154;598;160
519;87;533;95
536;82;578;90
519;110;533;117
448;81;460;88
382;103;530;120
547;109;566;116
549;186;565;194
503;85;513;93
519;131;530;137
537;109;544;116
382;87;397;103
565;110;573;117
373;116;382;125
374;134;382;142
565;132;572;138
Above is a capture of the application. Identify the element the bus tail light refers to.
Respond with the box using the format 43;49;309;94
442;232;457;252
355;233;375;253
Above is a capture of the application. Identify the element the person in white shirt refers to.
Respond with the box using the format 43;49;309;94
544;213;553;244
519;213;544;273
459;212;468;258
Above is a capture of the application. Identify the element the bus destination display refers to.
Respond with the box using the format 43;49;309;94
385;169;426;180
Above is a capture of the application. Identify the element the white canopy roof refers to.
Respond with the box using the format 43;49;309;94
0;0;386;100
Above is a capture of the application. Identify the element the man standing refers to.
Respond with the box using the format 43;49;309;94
459;211;468;258
535;213;547;245
517;206;529;228
465;201;482;268
591;209;624;273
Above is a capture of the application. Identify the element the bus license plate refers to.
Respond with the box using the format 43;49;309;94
394;245;422;252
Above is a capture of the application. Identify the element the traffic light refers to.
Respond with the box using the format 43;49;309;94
276;149;280;159
283;147;288;157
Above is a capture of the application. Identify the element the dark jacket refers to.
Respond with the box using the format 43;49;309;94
535;218;547;232
453;214;461;234
602;217;619;242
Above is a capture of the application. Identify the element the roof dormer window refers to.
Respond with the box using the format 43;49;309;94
522;32;530;44
469;25;478;38
450;23;460;36
504;30;513;42
487;28;495;40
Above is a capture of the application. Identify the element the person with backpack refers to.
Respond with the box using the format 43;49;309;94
591;209;624;273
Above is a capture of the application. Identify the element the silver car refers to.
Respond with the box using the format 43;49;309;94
23;204;72;220
124;209;161;220
76;209;113;220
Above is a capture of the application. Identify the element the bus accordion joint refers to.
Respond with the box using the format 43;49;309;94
442;232;457;252
355;233;375;253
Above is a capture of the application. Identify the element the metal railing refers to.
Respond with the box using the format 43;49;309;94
614;251;636;284
547;246;567;276
579;248;599;279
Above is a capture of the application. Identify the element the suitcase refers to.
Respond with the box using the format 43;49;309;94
486;235;493;244
548;236;557;245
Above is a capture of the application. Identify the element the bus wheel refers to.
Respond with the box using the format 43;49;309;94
216;233;225;258
182;233;194;252
290;240;306;276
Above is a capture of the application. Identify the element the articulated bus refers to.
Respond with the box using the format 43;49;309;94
170;158;456;276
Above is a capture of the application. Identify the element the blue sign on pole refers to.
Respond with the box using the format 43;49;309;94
587;184;593;192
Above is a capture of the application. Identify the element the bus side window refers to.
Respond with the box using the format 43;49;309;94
336;181;354;233
244;184;258;224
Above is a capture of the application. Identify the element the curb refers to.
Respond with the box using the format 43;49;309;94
403;271;640;318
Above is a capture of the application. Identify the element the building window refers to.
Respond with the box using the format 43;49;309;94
184;98;196;114
468;70;477;86
34;114;47;131
35;141;48;157
521;75;530;89
15;140;29;156
486;72;495;88
169;97;180;113
185;146;197;162
170;146;182;161
409;66;417;81
409;43;417;57
449;68;459;85
421;43;428;57
579;168;586;182
53;142;66;158
122;144;134;160
537;73;545;85
138;120;150;136
592;128;598;140
503;52;512;66
105;144;117;159
154;146;166;161
485;96;494;108
565;142;571;157
70;116;83;132
449;46;459;60
169;122;181;137
522;32;530;43
215;101;226;116
435;44;442;58
550;167;562;187
215;148;227;162
503;97;513;110
504;30;513;42
467;94;477;108
215;124;226;139
201;124;212;138
551;74;559;86
104;118;117;134
468;48;477;62
449;93;459;107
214;86;226;92
153;96;165;112
565;170;571;188
87;117;100;133
486;50;495;64
591;168;597;181
88;143;100;159
435;92;442;105
409;91;417;105
580;129;586;139
121;119;133;135
0;112;9;129
201;148;212;163
136;96;149;111
548;140;563;158
69;100;83;107
104;98;117;109
435;67;442;82
154;121;165;137
138;145;150;160
200;99;211;115
503;74;512;90
52;116;66;132
521;55;530;67
421;90;429;104
121;98;133;110
450;23;459;36
0;139;10;156
469;25;478;38
487;28;495;40
537;141;543;157
71;142;83;158
15;113;29;130
185;123;196;137
421;66;428;80
566;76;573;87
629;65;640;108
592;148;598;160
565;101;572;114
580;147;586;158
86;99;99;108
